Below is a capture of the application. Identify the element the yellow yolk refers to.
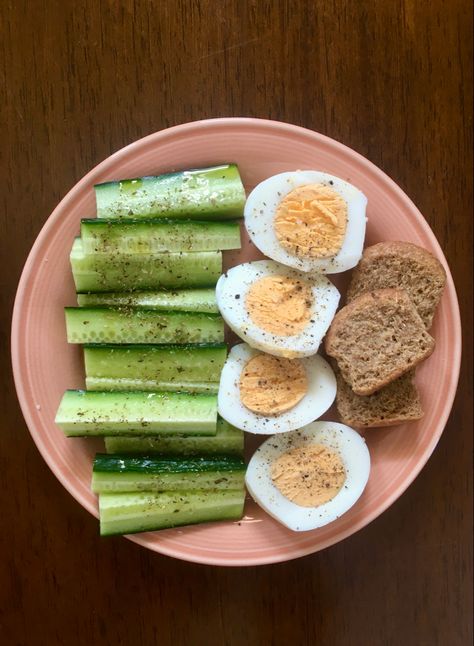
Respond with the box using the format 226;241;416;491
274;183;348;259
271;444;346;507
245;275;313;337
239;354;308;416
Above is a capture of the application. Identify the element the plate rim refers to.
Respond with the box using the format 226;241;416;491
11;117;462;566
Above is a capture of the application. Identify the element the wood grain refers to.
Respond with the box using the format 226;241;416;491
1;1;472;644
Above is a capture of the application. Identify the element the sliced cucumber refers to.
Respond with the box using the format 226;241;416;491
99;489;246;535
65;307;224;344
70;238;222;292
86;377;218;394
92;454;246;493
77;288;219;313
95;164;246;221
84;343;226;394
104;419;244;456
81;218;241;254
55;390;218;436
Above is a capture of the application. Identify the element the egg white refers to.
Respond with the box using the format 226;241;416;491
215;260;340;358
245;421;371;531
244;171;367;274
217;343;336;435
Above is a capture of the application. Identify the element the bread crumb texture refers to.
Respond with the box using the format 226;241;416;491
325;288;435;395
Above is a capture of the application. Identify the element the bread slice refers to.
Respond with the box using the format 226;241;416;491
347;241;446;328
334;366;423;428
325;288;435;395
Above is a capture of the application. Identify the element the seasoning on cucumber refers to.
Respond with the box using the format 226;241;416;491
81;218;241;254
84;343;227;394
55;390;218;436
95;164;246;220
104;418;244;456
98;488;246;536
77;288;219;313
65;307;224;345
71;238;222;292
91;454;246;494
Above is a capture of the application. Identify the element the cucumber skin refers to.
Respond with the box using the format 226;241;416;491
98;489;245;536
81;218;241;253
95;164;246;221
55;390;218;437
93;454;245;474
91;455;246;494
77;289;219;313
71;243;222;292
65;308;225;345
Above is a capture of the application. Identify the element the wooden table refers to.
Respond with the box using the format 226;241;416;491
1;2;472;644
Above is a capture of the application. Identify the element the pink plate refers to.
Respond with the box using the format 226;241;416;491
11;118;461;566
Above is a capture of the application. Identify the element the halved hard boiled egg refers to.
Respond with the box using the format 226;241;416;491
217;343;336;434
244;171;367;274
216;260;340;358
245;421;371;531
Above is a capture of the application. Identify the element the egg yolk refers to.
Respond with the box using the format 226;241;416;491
274;183;348;259
245;275;313;337
239;354;308;416
271;444;346;507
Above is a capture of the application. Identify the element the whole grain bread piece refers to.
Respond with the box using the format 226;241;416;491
334;365;423;428
347;241;446;328
325;288;435;395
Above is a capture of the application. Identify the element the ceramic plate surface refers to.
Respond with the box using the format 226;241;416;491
12;118;461;566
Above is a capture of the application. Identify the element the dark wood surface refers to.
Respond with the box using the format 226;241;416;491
1;2;472;645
